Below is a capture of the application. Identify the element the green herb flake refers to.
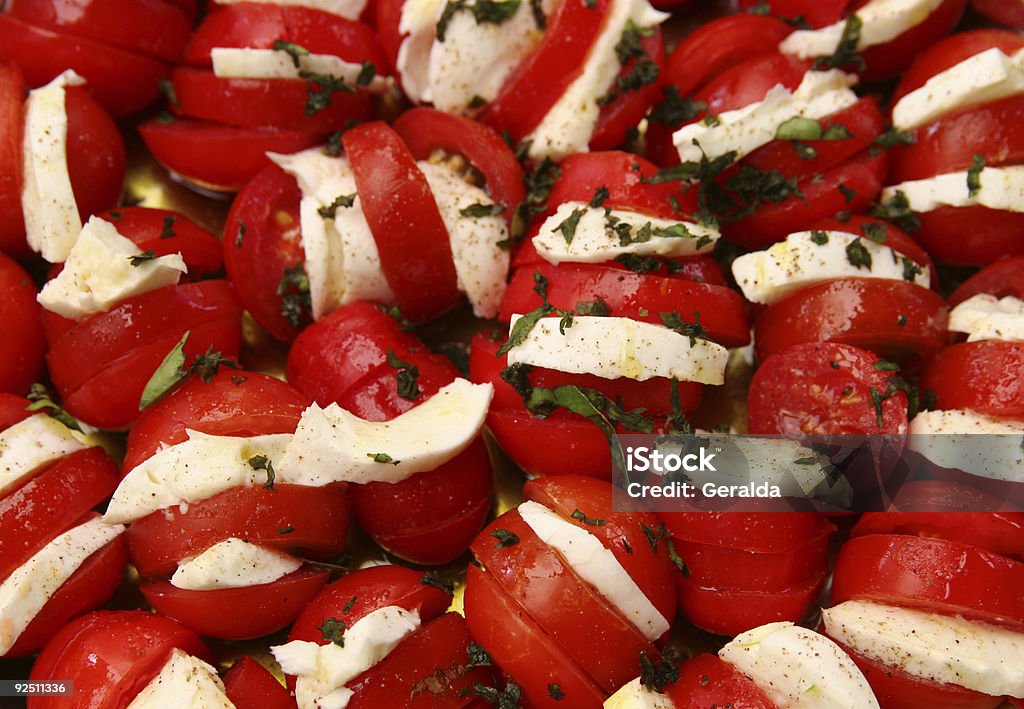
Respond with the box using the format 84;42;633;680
356;61;376;86
967;153;985;198
659;310;708;347
367;452;401;465
555;207;586;245
25;384;80;431
248;454;276;491
317;617;347;647
571;509;606;526
160;215;176;239
386;348;421;401
589;186;610;208
467;642;493;668
128;250;158;267
491;529;520;548
548;683;565;701
845;239;873;270
277;263;312;328
861;222;887;243
775;116;823;142
810;230;830;245
318;194;357;219
139;331;190;410
421;570;455;594
460;202;504;218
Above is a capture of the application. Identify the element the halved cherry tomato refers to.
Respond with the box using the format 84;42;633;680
912;206;1024;265
664;653;775;708
64;86;126;227
857;0;967;82
485;406;617;478
950;256;1024;305
0;253;45;395
748;342;910;434
921;341;1024;418
832;534;1024;630
590;29;666;152
142;567;331;640
660;510;832;552
223;657;295;709
98;207;223;278
29;610;212;709
0;63;26;257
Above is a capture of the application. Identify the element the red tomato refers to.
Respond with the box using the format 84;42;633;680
0;392;32;430
223;657;295;709
660;510;832;552
343;122;461;322
6;0;192;63
590;29;666;152
748;342;910;434
63;86;126;229
832;534;1024;630
921;341;1024;419
912;206;1024;265
0;253;45;395
950;256;1024;305
664;653;775;708
857;0;967;82
753;278;949;362
141;567;331;640
735;0;848;27
0;63;26;258
393;107;525;226
99;207;223;278
973;0;1024;27
28;610;212;709
0;14;169;117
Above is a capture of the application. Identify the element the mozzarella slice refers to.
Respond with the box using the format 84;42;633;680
0;517;125;656
909;409;1024;483
519;500;670;641
212;48;391;94
731;230;930;304
269;149;394;319
21;70;86;263
272;606;420;709
127;648;235;709
0;414;88;497
416;160;509;318
604;677;675;708
948;294;1024;343
103;430;294;524
673;69;858;164
212;0;367;19
882;166;1024;214
823;600;1024;699
533;202;718;265
277;379;493;486
719;622;879;709
527;0;669;160
37;217;187;320
780;0;943;59
171;538;302;590
893;47;1024;131
504;315;729;385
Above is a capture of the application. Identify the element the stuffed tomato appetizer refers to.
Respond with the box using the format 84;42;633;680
37;207;240;429
471;150;747;478
140;1;389;192
606;621;879;708
225;111;521;338
0;0;192;116
271;564;496;709
463;475;679;708
103;368;350;640
378;0;667;159
0;395;126;659
880;29;1024;265
0;63;124;260
286;301;494;565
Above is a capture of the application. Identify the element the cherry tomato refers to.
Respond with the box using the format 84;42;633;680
0;253;45;395
99;207;224;278
223;657;296;709
857;0;967;82
921;341;1024;419
663;653;775;708
912;206;1024;265
949;256;1024;305
0;63;26;258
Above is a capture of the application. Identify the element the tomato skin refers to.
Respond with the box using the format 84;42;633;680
832;534;1024;630
0;14;169;117
912;206;1024;265
921;341;1024;419
223;657;296;709
0;253;45;396
660;510;832;553
64;86;125;227
0;63;27;258
950;256;1024;306
0;393;32;430
100;207;224;278
344;122;461;322
28;610;212;709
973;0;1024;27
393;108;525;227
856;0;967;82
753;278;949;363
853;509;1024;562
665;653;776;709
142;567;331;640
486;406;617;478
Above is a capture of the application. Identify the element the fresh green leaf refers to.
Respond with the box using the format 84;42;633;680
491;529;520;548
317;617;347;647
460;202;505;218
367;452;400;465
318;194;357;218
570;509;606;526
139;331;190;410
25;384;80;431
386;349;421;401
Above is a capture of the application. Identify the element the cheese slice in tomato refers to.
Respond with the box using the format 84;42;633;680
171;538;302;591
21;70;86;263
212;0;367;19
0;413;88;497
882;165;1024;214
212;48;391;94
272;606;421;709
780;0;943;59
909;409;1024;483
948;294;1024;343
126;648;235;709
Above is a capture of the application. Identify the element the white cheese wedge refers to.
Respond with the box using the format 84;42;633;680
0;414;88;497
780;0;943;59
211;48;391;94
416;160;509;318
823;600;1024;699
268;149;394;320
673;69;858;164
719;622;879;709
948;294;1024;343
272;606;420;709
0;517;125;655
213;0;367;19
533;202;718;265
893;47;1024;131
519;500;670;641
398;0;551;113
171;538;302;590
103;431;294;524
21;70;86;263
127;649;235;709
882;166;1024;214
731;230;930;304
37;217;186;320
527;0;669;160
909;409;1024;483
504;315;729;385
278;379;493;486
604;677;675;709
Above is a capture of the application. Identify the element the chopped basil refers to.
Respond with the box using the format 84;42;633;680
822;124;853;141
367;452;400;465
437;0;521;42
775;117;824;142
810;230;830;245
500;362;534;401
869;386;886;428
231;374;248;385
838;184;857;203
160;215;176;239
639;521;668;552
555;207;586;245
355;61;376;86
386;349;421;401
659;310;708;347
497;304;553;356
861;222;887;243
248;454;276;490
277;524;294;534
874;360;900;372
902;257;923;282
343;596;357;614
421;570;455;594
318;194;356;218
508;158;561;245
702;113;721;127
25;383;80;431
491;529;520;548
845;239;873;270
574;297;611;317
589;186;610;208
460;202;504;218
235;220;246;248
468;94;487;109
272;39;310;66
278;263;312;328
463;681;522;708
649;86;707;126
814;13;865;71
870;190;920;233
639;650;680;693
548;684;565;701
128;250;158;267
317;617;347;647
793;142;817;160
598;21;658;105
614;253;663;273
325;130;344;157
967;153;985;198
621;537;634;554
570;509;606;526
897;313;907;326
667;537;691;577
467;642;493;667
875;127;916;149
139;332;189;410
158;78;180;109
